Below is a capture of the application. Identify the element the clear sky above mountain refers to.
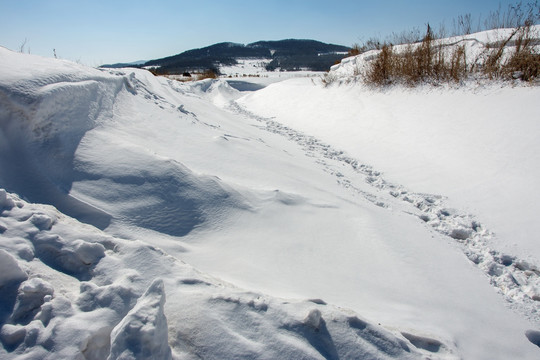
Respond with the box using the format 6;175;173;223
0;0;524;66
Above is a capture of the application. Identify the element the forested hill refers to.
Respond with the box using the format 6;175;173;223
102;39;350;73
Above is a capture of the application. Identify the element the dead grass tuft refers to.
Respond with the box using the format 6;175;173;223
351;1;540;87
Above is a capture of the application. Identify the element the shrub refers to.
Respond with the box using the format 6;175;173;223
480;21;540;81
482;28;521;78
503;24;540;80
347;44;361;57
505;50;540;80
365;24;469;86
366;44;394;85
449;45;468;81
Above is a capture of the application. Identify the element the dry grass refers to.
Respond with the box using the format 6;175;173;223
341;1;540;87
365;25;471;86
364;21;539;86
347;44;361;57
449;45;468;81
502;25;540;80
365;45;394;85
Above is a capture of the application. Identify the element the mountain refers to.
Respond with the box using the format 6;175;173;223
102;39;350;73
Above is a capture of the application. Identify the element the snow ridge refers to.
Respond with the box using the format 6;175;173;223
230;100;540;326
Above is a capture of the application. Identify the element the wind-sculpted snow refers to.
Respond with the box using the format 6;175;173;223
0;48;134;230
0;189;443;359
73;131;249;236
0;47;248;237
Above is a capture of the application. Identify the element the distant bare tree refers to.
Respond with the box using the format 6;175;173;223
18;38;28;53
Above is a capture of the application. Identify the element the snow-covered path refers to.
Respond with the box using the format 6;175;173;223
231;94;540;325
1;46;540;359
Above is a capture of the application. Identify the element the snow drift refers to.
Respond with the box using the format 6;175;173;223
0;48;248;237
0;189;439;359
1;36;540;359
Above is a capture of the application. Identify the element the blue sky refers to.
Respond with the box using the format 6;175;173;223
0;0;522;66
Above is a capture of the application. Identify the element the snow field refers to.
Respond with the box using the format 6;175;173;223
234;94;540;323
1;43;540;359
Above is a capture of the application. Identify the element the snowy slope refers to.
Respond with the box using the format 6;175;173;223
1;46;540;359
238;78;540;261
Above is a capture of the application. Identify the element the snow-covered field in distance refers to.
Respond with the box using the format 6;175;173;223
219;58;323;91
1;25;540;359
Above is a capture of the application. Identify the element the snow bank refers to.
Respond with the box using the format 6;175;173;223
0;47;249;238
0;47;132;230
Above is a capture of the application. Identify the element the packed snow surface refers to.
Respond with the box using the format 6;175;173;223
1;28;540;360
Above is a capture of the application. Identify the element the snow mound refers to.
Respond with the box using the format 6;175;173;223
73;133;249;236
